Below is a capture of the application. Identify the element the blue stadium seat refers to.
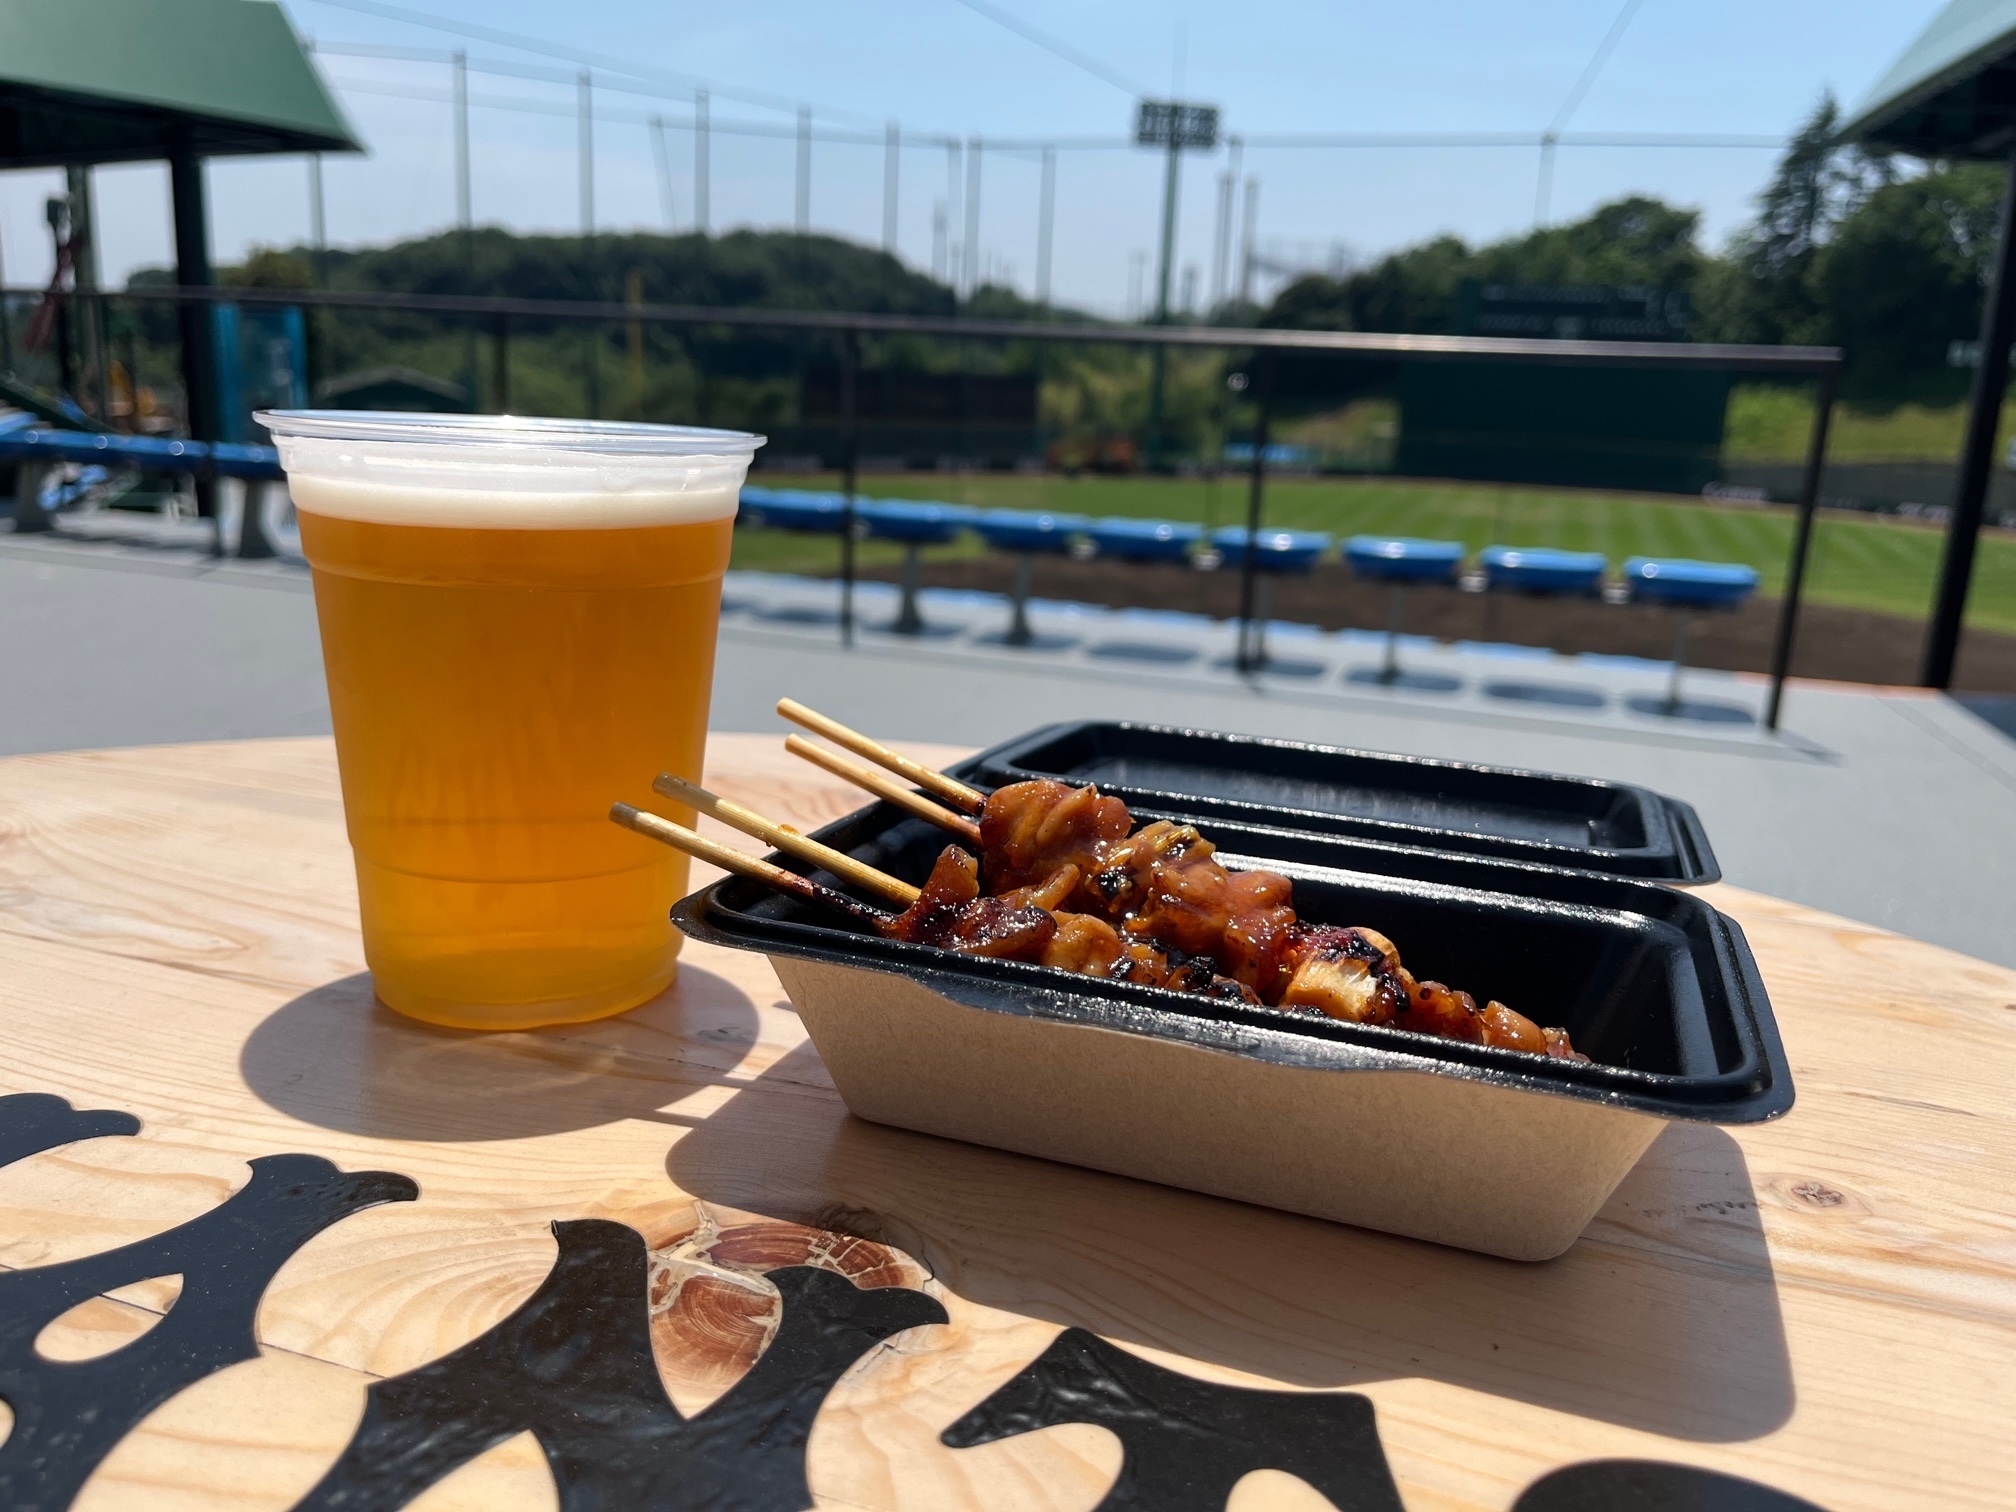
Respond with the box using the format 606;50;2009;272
1343;536;1468;681
1209;525;1331;572
1344;535;1465;583
1085;517;1202;563
1624;556;1759;608
1480;545;1608;596
741;490;850;533
972;510;1090;645
857;500;974;634
1625;557;1761;713
857;498;971;546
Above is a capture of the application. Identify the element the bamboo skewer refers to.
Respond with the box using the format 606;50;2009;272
608;804;886;928
651;772;919;907
783;735;984;845
775;698;987;814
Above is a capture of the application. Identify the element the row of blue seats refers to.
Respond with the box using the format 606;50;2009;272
0;425;286;481
1347;539;1759;609
738;487;1760;609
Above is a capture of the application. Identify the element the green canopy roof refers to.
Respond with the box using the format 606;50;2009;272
0;0;358;168
1840;0;2016;158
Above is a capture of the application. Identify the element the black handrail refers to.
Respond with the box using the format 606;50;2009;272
5;282;1842;730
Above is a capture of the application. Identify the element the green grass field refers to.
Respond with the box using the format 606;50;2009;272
732;472;2016;637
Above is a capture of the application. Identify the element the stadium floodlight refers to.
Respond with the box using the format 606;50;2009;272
1134;99;1221;468
1136;100;1219;150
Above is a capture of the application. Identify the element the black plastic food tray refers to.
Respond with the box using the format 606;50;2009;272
675;798;1790;1125
959;721;1720;884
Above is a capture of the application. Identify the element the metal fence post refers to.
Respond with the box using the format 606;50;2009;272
840;329;860;649
491;311;509;412
1236;357;1274;673
1766;362;1839;731
237;477;277;559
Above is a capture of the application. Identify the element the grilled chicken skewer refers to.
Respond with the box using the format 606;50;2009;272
612;800;1239;992
776;701;1588;1061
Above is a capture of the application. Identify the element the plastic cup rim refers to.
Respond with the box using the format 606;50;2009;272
255;409;765;457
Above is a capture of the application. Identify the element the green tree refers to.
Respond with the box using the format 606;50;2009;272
1696;93;1893;348
1819;163;2004;403
1258;195;1711;339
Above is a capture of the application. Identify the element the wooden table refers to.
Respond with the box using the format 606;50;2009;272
0;734;2011;1512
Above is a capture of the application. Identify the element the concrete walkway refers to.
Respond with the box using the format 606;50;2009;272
7;519;2014;968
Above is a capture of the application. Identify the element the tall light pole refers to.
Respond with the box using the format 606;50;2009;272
452;50;471;234
1238;174;1260;306
307;155;326;271
796;107;812;233
651;116;676;229
454;49;475;406
694;90;710;234
1211;135;1241;311
883;123;901;253
1136;99;1219;465
577;71;594;237
963;137;983;297
1035;145;1056;310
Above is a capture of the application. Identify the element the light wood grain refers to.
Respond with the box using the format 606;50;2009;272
0;734;2012;1511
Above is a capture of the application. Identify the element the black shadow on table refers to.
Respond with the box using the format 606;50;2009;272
1483;679;1607;710
667;1045;1793;1443
242;966;764;1142
1085;640;1201;666
971;632;1083;653
1210;653;1329;680
1625;694;1755;726
1343;667;1463;694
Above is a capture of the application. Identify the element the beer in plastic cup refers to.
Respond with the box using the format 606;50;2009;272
259;411;764;1030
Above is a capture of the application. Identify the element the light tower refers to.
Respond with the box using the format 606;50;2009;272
1135;99;1219;466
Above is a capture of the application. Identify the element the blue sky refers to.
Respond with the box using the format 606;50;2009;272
0;0;1949;315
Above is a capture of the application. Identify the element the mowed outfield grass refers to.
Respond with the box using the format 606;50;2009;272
734;473;2016;636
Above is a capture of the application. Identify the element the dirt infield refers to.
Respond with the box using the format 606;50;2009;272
825;555;2016;693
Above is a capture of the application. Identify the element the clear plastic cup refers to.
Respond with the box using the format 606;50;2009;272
259;411;763;1030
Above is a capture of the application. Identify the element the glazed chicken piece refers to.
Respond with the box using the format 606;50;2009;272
978;779;1133;907
1389;975;1590;1061
878;845;1056;962
1276;925;1407;1022
962;778;1585;1058
881;845;1258;1001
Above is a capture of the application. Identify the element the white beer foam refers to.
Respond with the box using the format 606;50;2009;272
263;415;760;529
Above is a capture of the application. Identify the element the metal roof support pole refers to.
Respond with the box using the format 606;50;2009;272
1765;360;1838;731
1235;358;1274;674
168;139;220;552
1923;141;2016;689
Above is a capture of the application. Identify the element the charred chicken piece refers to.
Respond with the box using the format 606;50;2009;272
978;779;1133;908
882;845;1261;1004
878;845;1056;962
972;777;1585;1060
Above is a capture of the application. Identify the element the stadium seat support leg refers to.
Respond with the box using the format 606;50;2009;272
895;542;924;635
237;479;278;560
1006;553;1034;646
1249;576;1273;669
11;462;55;534
1382;585;1407;682
1665;614;1694;712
